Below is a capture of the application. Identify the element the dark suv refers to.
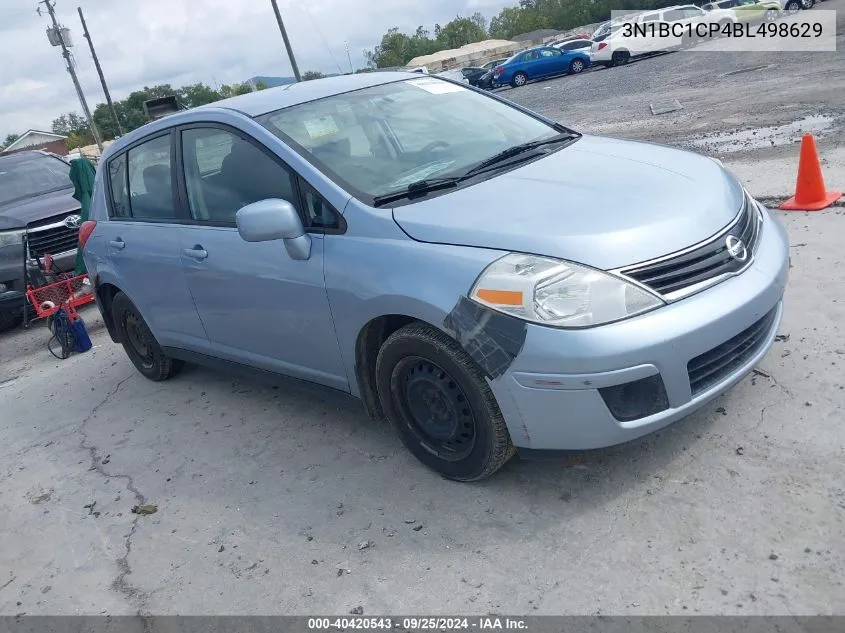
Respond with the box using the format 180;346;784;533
0;151;81;331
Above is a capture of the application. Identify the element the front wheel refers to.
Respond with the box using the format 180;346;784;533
801;0;814;8
569;58;585;74
375;323;515;481
0;310;21;333
112;291;183;381
765;7;780;20
511;72;528;88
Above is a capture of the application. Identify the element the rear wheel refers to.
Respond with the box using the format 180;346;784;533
112;291;183;381
375;323;515;481
569;58;585;74
511;72;528;88
610;50;630;66
785;0;802;12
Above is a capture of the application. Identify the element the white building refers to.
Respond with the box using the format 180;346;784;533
1;130;68;154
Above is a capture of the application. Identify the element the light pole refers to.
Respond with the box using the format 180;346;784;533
269;0;301;82
78;7;122;136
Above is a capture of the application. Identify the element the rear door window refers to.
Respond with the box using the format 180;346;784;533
107;153;130;218
126;135;178;221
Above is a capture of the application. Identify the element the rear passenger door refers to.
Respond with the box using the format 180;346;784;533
537;48;564;76
98;132;209;351
174;124;348;390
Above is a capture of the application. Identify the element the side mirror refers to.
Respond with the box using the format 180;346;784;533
236;199;311;261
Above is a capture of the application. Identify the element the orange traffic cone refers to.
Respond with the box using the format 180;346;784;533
780;133;842;211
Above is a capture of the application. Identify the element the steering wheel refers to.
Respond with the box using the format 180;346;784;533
419;140;450;155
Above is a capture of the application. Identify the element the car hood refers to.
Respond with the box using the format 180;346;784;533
0;187;78;231
391;135;745;270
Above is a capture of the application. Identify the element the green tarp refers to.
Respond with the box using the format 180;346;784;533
69;157;96;275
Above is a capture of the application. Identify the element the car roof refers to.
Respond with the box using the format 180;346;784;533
203;72;414;116
105;72;416;157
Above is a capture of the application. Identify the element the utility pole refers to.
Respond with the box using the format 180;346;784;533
345;41;354;74
38;0;103;150
78;7;121;135
269;0;301;82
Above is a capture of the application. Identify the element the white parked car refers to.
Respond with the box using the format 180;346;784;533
434;68;470;84
590;4;714;67
553;38;595;52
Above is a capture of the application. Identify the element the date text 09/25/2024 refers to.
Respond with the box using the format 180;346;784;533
307;617;528;630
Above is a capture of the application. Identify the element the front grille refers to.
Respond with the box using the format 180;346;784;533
687;308;777;396
26;212;81;259
621;195;760;298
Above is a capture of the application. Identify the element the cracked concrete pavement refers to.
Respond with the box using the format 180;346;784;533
2;16;845;615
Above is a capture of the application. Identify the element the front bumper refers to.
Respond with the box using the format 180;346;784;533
490;205;789;450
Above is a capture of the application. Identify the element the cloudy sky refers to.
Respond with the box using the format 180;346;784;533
0;0;512;139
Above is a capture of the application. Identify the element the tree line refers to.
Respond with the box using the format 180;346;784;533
365;0;684;68
3;72;329;152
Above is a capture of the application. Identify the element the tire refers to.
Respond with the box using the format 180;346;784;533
765;7;779;20
511;72;528;88
785;0;801;12
801;0;814;8
610;50;630;67
0;310;21;333
569;58;585;74
375;322;515;482
111;291;183;381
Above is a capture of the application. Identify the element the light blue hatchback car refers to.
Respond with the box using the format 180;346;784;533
82;73;788;480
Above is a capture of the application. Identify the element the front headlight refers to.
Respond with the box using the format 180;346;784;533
470;253;664;328
0;229;25;248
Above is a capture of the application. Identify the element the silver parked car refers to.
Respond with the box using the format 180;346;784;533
82;73;788;481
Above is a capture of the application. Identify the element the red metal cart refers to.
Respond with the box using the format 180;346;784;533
26;272;94;321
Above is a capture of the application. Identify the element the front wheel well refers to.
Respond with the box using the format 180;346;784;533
355;314;420;422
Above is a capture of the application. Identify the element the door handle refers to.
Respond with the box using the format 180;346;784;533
109;239;125;250
182;246;208;261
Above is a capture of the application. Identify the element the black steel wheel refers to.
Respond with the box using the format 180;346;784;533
112;291;183;381
376;322;515;481
394;356;477;460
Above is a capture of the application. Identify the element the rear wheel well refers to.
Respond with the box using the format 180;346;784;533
97;282;122;342
355;315;420;422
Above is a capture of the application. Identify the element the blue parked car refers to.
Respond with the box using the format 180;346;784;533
81;73;788;481
493;46;591;88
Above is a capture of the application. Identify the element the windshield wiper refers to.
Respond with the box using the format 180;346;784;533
372;177;464;207
371;132;580;207
461;132;580;178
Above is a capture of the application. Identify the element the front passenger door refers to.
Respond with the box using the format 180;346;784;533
175;125;348;390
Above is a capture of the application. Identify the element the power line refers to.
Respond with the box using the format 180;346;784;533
298;1;343;75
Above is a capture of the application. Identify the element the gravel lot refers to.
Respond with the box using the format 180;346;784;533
1;9;844;616
497;1;845;160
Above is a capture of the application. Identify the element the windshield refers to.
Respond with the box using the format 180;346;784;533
0;153;72;206
256;77;561;199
